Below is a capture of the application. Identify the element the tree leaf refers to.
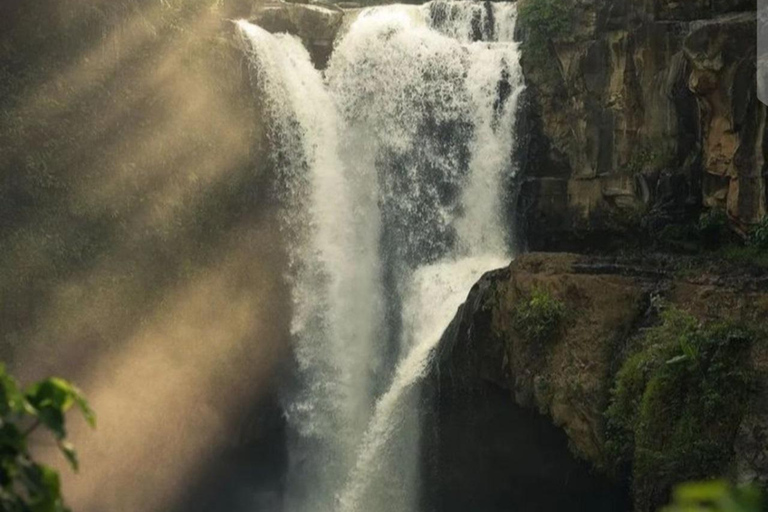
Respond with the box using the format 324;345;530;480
665;354;689;366
29;465;63;512
0;367;91;512
26;380;73;412
672;479;729;503
70;392;96;429
32;379;95;428
0;365;26;417
26;378;96;434
36;407;66;440
57;442;78;472
0;422;27;457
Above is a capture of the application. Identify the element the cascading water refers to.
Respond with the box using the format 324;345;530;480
237;2;524;510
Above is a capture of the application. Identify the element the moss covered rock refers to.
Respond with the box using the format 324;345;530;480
431;253;768;511
606;309;755;510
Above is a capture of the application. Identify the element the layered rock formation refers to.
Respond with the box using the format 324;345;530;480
516;0;765;249
427;253;768;511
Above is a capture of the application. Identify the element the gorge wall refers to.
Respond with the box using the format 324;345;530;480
428;253;768;511
2;1;765;511
515;0;765;250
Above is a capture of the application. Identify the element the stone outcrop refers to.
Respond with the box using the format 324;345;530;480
422;260;631;512
250;0;345;67
426;253;768;511
516;0;765;249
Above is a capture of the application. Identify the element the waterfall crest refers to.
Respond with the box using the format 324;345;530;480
237;2;524;510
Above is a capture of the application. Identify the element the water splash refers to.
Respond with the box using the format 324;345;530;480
237;22;384;511
237;2;523;510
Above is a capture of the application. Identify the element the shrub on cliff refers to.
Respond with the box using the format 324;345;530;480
716;216;768;268
518;0;573;66
605;308;754;512
748;217;768;250
0;365;94;512
512;287;566;346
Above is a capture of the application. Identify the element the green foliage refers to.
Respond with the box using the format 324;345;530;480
512;287;566;345
605;308;753;511
654;210;768;264
747;217;768;250
719;245;768;269
656;209;739;254
662;480;763;512
0;365;95;512
708;214;768;267
518;0;573;65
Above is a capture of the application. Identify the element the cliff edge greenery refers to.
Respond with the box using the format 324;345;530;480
440;253;768;512
606;308;756;511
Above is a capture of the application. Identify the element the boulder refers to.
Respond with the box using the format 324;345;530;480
250;0;344;67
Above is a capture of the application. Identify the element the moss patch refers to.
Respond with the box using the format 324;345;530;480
511;287;567;346
605;308;754;512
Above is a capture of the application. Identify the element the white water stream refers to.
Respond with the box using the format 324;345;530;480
237;2;524;510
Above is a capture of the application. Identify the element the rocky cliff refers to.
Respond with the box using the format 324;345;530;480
427;253;768;511
516;0;765;250
250;0;767;250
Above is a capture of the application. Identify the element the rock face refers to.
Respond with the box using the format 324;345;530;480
250;0;345;67
422;263;631;512
516;0;765;249
425;253;768;511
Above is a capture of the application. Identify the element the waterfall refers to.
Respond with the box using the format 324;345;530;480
237;2;523;510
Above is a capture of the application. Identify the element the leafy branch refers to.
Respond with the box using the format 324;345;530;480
0;365;95;512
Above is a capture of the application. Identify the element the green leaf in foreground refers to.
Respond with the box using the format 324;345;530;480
662;480;763;512
0;366;94;511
